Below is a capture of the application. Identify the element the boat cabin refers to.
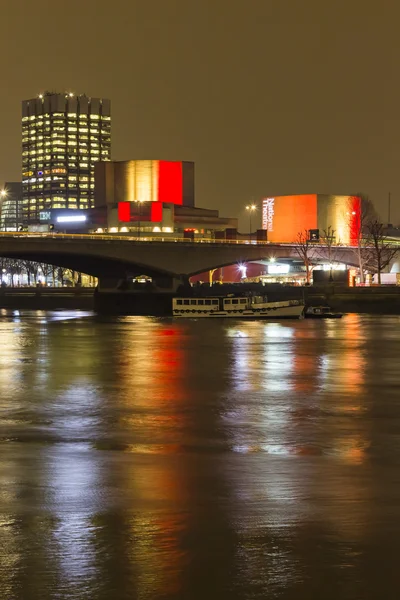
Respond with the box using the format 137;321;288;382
306;306;332;315
173;295;268;314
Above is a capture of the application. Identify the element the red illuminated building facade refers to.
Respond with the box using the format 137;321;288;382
95;160;237;235
262;194;361;245
95;160;195;208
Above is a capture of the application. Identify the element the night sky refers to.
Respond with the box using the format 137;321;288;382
1;0;399;229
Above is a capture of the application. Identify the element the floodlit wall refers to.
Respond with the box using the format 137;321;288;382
95;160;195;207
262;194;361;244
262;195;317;243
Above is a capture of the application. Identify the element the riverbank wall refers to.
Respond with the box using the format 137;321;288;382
1;285;400;315
0;288;95;310
305;285;400;315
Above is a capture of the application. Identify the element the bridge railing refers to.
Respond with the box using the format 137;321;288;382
0;231;272;245
0;231;364;248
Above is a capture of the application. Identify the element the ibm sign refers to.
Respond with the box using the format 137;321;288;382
39;211;51;222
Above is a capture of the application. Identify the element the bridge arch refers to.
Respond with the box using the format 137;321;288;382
0;235;362;286
0;243;178;281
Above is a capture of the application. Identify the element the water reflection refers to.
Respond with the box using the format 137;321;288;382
1;312;400;599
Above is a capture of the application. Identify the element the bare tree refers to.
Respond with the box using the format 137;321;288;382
30;262;40;286
294;230;319;284
350;194;378;284
38;263;53;285
319;226;341;282
0;256;8;283
19;259;38;286
0;258;89;287
8;259;25;286
364;220;398;284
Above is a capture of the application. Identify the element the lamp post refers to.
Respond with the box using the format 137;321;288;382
246;204;257;242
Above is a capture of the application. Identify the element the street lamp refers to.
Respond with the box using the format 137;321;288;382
246;204;257;242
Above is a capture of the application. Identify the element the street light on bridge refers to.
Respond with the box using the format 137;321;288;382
246;204;257;242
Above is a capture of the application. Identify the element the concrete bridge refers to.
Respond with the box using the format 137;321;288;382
0;233;360;288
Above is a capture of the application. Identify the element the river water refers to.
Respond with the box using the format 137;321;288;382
1;310;400;600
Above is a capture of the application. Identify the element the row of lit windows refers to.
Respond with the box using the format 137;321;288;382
23;114;110;122
23;143;109;152
23;139;109;147
24;119;110;126
23;205;90;212
23;183;95;191
24;126;109;133
23;166;102;174
68;175;90;181
23;161;98;169
23;115;110;124
23;195;90;203
23;203;89;208
23;207;89;213
23;144;110;153
22;124;111;139
23;160;108;169
24;125;110;134
27;183;95;190
24;176;95;184
31;131;110;140
23;175;96;184
23;113;107;120
22;168;67;177
23;135;110;143
24;139;105;147
23;152;104;159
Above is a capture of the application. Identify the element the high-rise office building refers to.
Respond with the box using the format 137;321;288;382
22;92;111;223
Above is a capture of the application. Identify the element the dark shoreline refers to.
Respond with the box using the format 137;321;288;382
1;285;400;315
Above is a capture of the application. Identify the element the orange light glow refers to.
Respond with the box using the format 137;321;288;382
263;195;318;242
